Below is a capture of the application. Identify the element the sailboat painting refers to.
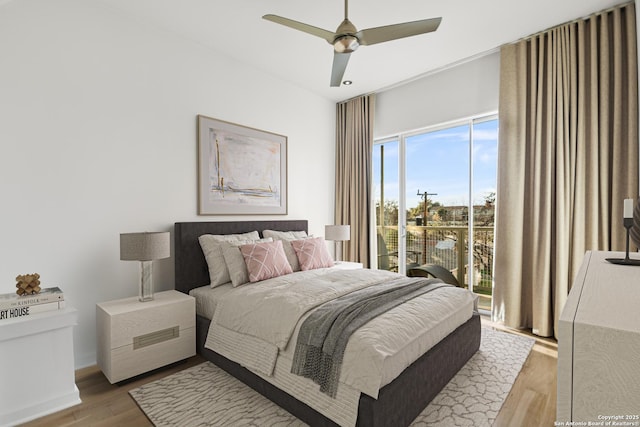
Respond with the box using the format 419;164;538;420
197;115;287;215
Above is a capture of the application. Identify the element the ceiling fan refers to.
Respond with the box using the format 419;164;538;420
263;0;442;87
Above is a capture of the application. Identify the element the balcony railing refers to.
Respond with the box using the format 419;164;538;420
377;225;494;309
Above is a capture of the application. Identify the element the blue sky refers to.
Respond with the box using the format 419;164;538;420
373;119;498;210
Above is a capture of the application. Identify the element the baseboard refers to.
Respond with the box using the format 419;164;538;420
0;386;81;427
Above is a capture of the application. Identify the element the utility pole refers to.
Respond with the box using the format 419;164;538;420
417;189;437;265
417;189;437;225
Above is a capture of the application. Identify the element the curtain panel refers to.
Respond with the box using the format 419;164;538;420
493;3;638;338
335;94;376;267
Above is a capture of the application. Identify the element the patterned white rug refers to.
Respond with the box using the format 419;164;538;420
130;327;534;427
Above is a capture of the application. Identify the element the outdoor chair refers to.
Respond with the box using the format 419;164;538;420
407;264;461;287
377;233;421;273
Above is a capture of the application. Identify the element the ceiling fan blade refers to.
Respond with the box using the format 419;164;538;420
330;52;351;87
263;14;335;43
357;17;442;46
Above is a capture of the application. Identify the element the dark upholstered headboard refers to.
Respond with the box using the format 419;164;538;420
174;220;308;294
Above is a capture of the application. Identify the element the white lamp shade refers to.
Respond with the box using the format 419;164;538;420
120;232;170;261
325;225;350;241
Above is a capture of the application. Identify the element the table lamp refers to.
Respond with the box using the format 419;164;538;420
120;231;170;301
325;224;350;262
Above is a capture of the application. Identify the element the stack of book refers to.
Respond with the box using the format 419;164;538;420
0;287;65;321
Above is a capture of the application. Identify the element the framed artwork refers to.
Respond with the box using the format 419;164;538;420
197;115;287;215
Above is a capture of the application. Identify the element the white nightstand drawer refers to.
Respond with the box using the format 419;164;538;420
106;325;195;383
96;290;195;383
104;298;194;349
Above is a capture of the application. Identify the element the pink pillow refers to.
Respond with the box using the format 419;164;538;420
240;240;293;282
291;237;335;271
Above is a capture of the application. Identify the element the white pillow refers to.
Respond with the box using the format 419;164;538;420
198;231;260;287
262;230;309;271
221;238;273;287
262;230;308;240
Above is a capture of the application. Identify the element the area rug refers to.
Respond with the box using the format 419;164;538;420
130;327;534;427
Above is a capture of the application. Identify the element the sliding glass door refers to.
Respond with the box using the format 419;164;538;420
373;115;498;310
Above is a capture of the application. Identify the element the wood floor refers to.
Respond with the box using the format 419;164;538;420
21;318;558;427
487;319;558;427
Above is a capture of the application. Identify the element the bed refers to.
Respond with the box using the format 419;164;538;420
175;220;481;427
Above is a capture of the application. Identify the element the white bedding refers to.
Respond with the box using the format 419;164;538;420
190;282;234;320
194;268;475;427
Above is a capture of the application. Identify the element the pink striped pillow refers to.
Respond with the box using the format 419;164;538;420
291;237;335;271
240;240;293;282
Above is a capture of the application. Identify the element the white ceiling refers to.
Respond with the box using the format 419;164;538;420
97;0;627;102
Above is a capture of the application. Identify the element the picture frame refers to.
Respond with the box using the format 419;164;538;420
197;115;287;215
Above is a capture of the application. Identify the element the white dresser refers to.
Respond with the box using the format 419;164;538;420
96;290;195;383
557;250;640;422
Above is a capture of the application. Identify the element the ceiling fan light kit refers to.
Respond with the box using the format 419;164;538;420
334;35;359;53
263;0;441;87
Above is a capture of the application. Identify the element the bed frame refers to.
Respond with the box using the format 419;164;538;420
175;220;481;427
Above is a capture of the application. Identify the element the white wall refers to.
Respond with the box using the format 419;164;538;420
0;0;335;367
374;51;500;138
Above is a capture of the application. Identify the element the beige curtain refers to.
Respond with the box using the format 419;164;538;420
335;94;376;267
493;3;638;338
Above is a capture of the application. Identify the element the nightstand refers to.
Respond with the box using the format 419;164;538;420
96;290;195;383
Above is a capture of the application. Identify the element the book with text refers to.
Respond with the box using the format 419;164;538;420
0;287;64;310
0;300;66;321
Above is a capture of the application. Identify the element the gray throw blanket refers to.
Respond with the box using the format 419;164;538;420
291;277;450;397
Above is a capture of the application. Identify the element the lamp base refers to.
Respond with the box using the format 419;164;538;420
139;260;154;302
606;257;640;266
606;222;640;266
